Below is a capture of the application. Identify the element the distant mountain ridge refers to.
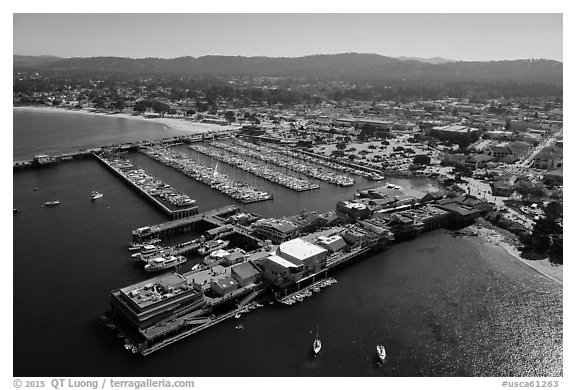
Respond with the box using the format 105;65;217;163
13;53;562;84
396;56;456;64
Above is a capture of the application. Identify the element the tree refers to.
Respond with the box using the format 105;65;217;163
530;201;563;255
93;96;107;108
133;100;150;113
151;101;170;117
112;99;125;111
336;141;347;150
224;111;236;123
413;155;431;166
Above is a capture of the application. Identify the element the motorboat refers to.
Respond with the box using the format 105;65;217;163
197;239;229;256
144;255;187;272
131;244;159;259
44;200;60;207
91;190;104;200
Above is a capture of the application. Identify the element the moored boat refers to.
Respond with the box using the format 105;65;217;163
91;190;104;200
313;326;321;356
144;255;187;272
197;239;229;256
376;344;386;362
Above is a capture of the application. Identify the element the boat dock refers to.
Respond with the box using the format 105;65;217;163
220;140;355;186
189;143;321;192
93;153;198;220
277;278;337;305
132;205;240;241
141;145;274;203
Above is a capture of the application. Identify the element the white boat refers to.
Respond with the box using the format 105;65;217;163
128;244;143;252
376;345;386;362
197;239;229;256
144;255;187;272
91;190;104;200
44;200;60;207
313;326;321;356
131;244;159;258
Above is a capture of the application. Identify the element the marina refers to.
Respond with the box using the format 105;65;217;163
210;139;355;186
140;145;274;203
188;143;321;192
94;153;198;219
278;278;338;305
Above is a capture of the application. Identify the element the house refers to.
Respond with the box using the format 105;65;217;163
336;200;371;220
544;167;563;184
210;276;238;297
443;153;468;166
316;235;347;253
465;154;493;170
491;180;514;197
482;141;531;162
533;147;563;170
252;219;299;244
231;261;261;287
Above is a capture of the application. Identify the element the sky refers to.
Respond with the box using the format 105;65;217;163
13;13;563;61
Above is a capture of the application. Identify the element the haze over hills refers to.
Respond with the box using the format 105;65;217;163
396;56;456;64
13;53;562;85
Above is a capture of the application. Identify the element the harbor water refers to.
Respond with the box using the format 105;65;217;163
13;110;562;376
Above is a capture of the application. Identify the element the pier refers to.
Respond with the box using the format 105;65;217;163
132;284;263;356
93;153;198;220
132;205;241;241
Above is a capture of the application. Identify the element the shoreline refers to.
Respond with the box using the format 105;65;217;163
464;224;563;285
13;105;241;135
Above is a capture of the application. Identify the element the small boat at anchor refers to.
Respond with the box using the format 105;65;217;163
91;190;104;200
313;326;321;356
44;200;60;207
376;345;386;362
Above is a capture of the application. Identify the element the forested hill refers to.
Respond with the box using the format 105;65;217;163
13;53;562;84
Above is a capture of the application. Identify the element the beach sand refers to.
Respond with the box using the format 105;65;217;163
13;105;241;134
463;223;563;284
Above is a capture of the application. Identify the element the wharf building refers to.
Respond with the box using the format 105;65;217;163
260;238;328;288
252;212;342;244
110;273;207;334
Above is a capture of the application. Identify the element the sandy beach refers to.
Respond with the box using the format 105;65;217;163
463;223;563;284
13;105;241;134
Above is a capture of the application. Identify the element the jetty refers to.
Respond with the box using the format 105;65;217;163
94;153;198;219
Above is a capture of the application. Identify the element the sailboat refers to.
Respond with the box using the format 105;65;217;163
313;326;321;356
376;344;386;363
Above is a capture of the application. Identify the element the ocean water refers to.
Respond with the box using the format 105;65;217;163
13;108;191;161
12;111;562;377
